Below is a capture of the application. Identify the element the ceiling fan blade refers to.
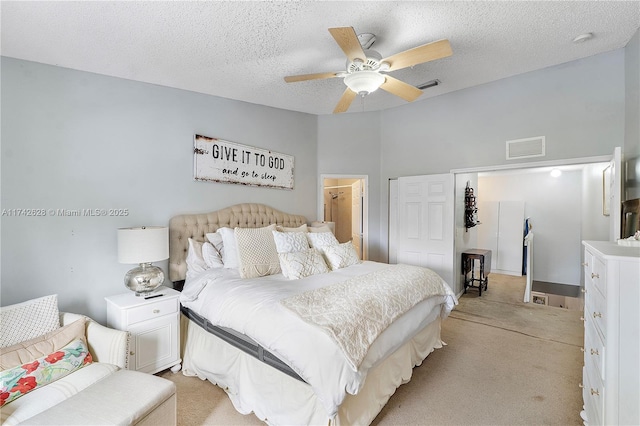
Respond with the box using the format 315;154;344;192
380;75;424;102
329;27;366;62
284;72;340;83
333;88;357;113
382;39;452;72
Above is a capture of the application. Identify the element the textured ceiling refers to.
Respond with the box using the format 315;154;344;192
1;1;639;115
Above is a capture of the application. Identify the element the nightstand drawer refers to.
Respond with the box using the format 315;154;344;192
127;298;178;325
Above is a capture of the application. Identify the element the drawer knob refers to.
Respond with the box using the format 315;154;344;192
580;347;585;353
591;273;599;279
590;388;600;396
582;262;588;267
581;288;586;294
578;383;584;389
593;312;602;319
580;317;586;322
129;351;135;356
590;348;599;356
153;309;160;314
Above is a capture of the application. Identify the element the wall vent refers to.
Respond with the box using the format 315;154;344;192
506;136;545;160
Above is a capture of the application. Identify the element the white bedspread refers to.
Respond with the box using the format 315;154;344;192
180;261;456;417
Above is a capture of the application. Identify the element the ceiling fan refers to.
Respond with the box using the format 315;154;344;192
284;27;453;113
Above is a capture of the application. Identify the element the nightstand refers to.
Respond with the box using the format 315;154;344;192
105;286;181;374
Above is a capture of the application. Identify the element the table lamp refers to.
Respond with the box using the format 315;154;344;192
117;226;169;296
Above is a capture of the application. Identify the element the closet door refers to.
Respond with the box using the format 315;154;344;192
496;201;525;275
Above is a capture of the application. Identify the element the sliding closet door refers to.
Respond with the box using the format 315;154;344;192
396;174;455;287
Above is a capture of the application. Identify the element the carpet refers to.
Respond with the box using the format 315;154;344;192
160;273;584;425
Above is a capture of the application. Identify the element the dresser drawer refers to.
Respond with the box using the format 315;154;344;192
590;256;607;298
583;365;604;426
585;282;607;342
584;316;605;381
126;298;178;325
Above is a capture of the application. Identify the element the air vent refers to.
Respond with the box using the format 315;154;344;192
416;79;440;90
506;136;545;160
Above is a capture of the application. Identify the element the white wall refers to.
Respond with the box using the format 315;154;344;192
1;58;318;322
624;29;640;200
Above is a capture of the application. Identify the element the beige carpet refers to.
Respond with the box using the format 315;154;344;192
160;274;584;425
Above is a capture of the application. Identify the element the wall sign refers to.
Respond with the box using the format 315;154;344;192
193;134;294;190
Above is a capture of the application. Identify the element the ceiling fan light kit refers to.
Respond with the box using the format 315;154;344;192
284;26;453;113
344;70;386;95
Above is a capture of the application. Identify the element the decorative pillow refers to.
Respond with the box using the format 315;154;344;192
308;225;332;233
323;242;361;270
0;338;92;406
185;238;208;276
278;249;329;279
235;225;280;279
276;224;308;233
216;227;240;269
205;232;225;259
201;242;223;269
0;295;60;349
0;318;86;370
306;231;340;254
272;231;309;254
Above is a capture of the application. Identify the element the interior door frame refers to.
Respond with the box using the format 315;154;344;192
319;174;369;260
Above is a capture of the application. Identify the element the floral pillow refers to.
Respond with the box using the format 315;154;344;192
0;338;92;406
323;242;361;270
272;231;309;254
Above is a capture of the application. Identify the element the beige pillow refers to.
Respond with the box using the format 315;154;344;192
235;224;280;278
0;318;86;370
308;225;332;233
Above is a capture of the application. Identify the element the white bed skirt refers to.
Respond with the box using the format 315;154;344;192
180;313;444;425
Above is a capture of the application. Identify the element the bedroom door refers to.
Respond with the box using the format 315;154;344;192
396;174;455;287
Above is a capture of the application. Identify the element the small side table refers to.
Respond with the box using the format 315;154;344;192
462;249;492;296
105;286;181;374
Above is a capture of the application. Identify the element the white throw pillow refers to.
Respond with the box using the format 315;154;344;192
216;227;240;269
308;225;332;233
0;295;60;348
306;231;339;254
323;242;361;270
235;224;280;278
278;249;329;279
201;242;223;268
276;224;308;233
186;238;208;277
272;231;309;253
205;232;225;259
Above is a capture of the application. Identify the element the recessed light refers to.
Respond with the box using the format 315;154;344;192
550;168;562;178
573;33;594;43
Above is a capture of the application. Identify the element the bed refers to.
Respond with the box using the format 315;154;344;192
169;203;457;425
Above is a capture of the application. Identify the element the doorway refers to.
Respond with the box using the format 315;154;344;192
319;175;368;260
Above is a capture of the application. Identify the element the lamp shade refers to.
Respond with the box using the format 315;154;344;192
117;226;169;264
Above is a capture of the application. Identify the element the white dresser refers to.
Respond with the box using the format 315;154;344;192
106;286;181;375
581;241;640;425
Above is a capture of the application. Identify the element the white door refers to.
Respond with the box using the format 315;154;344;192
351;180;363;259
397;174;455;287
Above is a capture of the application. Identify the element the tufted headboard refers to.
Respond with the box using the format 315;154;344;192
168;203;307;283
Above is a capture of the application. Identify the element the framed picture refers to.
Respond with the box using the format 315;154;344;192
603;165;611;216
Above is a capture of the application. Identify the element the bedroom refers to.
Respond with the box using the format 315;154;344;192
1;1;639;425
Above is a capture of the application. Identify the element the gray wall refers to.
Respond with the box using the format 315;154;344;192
625;29;640;200
374;49;625;261
1;58;318;322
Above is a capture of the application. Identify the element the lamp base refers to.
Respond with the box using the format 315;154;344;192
124;263;165;296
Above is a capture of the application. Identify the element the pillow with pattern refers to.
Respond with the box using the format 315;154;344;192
0;338;92;406
235;225;280;279
275;224;308;233
323;242;361;270
0;295;60;349
272;231;309;253
278;249;329;279
306;231;339;254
